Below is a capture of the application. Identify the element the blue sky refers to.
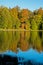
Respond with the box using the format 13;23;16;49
0;0;43;11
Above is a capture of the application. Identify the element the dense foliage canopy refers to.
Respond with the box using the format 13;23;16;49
0;6;43;30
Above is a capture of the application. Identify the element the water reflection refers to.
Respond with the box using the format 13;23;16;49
0;31;43;52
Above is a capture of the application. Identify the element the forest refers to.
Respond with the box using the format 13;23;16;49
0;6;43;30
0;6;43;52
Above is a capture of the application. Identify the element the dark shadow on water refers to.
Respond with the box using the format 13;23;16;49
0;54;43;65
0;54;18;65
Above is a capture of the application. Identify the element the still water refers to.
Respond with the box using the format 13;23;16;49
0;31;43;64
0;31;43;52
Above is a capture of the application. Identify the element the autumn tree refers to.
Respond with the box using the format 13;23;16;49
0;7;13;29
10;6;20;29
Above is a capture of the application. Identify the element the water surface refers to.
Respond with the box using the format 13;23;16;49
0;31;43;64
0;31;43;52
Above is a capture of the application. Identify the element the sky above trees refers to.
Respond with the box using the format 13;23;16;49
0;0;43;11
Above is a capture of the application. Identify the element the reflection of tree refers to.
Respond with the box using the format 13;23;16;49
0;31;4;50
2;31;12;52
28;31;42;52
42;31;43;50
18;31;30;51
34;35;42;52
30;31;38;45
9;31;20;52
0;31;42;52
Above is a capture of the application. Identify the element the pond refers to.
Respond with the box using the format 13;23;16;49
0;31;43;52
0;31;43;64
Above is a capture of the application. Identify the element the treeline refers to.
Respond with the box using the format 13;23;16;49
0;6;43;30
